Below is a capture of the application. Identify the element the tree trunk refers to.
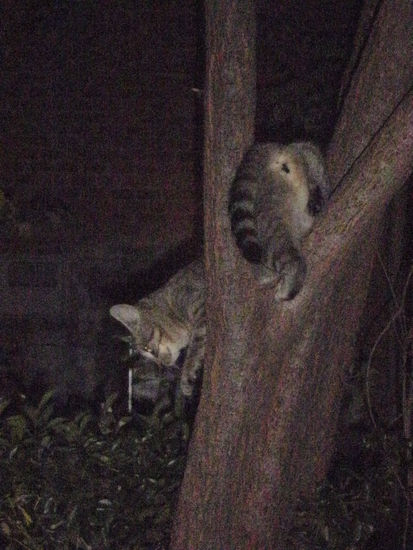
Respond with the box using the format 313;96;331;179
171;0;413;548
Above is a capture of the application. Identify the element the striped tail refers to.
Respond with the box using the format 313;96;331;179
228;152;262;264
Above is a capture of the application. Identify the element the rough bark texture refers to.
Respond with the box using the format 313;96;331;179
171;0;413;548
355;184;413;427
329;0;413;186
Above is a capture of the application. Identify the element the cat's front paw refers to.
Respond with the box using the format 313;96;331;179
255;248;306;300
273;250;307;300
180;364;200;397
180;375;194;397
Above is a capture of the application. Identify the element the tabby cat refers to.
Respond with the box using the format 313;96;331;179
229;141;330;300
110;259;205;398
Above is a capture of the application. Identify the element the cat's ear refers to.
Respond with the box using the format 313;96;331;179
110;304;141;334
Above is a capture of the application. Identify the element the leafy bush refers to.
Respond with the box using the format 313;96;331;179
0;391;188;549
288;429;409;549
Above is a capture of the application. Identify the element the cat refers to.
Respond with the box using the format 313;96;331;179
110;259;205;398
228;141;330;300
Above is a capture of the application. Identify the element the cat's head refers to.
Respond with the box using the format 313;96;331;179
110;304;186;367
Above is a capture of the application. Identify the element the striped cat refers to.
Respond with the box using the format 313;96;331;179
110;259;205;398
229;141;330;300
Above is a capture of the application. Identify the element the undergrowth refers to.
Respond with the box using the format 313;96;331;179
2;265;412;549
0;391;187;550
288;429;410;549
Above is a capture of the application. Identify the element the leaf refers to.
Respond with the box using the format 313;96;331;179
9;446;18;458
50;520;65;530
38;404;54;425
59;428;77;445
79;413;92;433
41;435;51;448
7;415;27;442
0;521;11;537
43;497;55;515
47;417;66;430
67;504;78;526
117;416;132;429
37;389;56;412
18;505;32;526
98;499;112;506
22;405;37;424
104;393;119;410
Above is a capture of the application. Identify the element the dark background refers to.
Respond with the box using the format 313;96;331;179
0;0;362;408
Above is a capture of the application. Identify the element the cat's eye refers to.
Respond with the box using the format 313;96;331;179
281;163;290;174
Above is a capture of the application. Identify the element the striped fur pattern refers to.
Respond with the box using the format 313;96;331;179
229;142;330;300
110;260;205;398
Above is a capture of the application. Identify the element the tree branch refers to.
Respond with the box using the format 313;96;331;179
171;0;413;547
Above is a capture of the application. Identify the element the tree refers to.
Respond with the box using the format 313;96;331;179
171;0;413;547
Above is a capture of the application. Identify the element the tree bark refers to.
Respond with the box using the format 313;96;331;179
171;0;413;548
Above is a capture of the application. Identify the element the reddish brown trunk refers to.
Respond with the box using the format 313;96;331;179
171;0;413;547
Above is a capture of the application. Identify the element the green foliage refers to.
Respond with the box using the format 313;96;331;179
0;391;188;549
288;429;409;549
